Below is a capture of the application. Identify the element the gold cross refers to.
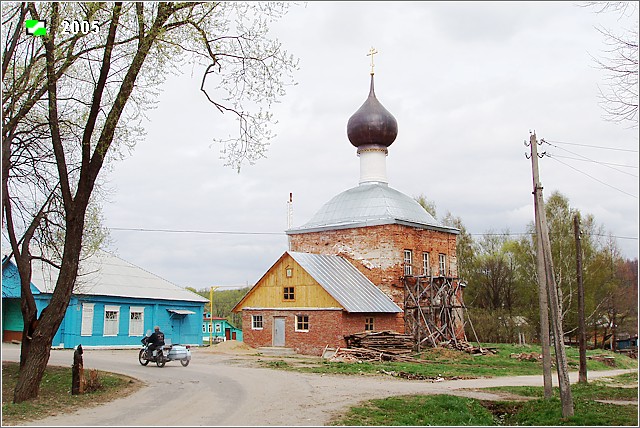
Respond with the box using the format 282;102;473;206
367;47;378;75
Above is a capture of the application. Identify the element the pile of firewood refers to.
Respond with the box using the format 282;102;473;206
439;339;497;355
344;330;414;355
328;346;418;363
510;352;542;361
325;332;496;364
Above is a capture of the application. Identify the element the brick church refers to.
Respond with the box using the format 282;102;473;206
233;63;464;356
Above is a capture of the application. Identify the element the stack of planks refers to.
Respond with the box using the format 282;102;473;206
344;330;414;355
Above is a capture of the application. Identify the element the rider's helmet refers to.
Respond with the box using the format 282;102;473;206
154;326;160;332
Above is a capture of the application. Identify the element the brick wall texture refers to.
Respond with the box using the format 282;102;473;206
242;309;403;356
289;224;458;311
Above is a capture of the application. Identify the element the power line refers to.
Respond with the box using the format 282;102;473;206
549;154;639;170
468;231;637;240
543;139;638;178
546;155;638;199
109;227;638;241
545;140;639;153
109;227;284;236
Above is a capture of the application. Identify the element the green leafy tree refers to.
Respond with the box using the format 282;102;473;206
2;1;297;403
415;194;437;219
196;287;250;328
441;211;475;282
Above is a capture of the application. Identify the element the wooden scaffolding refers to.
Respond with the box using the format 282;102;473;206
403;274;467;351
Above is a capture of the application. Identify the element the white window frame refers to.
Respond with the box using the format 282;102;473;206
202;323;206;333
422;252;430;276
215;323;222;333
128;306;144;336
81;303;94;336
208;323;213;333
252;315;263;330
295;314;309;332
103;305;120;337
404;250;413;276
439;253;447;276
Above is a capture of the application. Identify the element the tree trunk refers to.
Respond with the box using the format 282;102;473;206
13;218;84;403
13;329;54;403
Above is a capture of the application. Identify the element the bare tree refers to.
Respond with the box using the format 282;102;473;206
583;1;639;127
2;1;297;403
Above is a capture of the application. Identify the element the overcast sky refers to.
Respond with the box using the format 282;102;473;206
101;1;639;291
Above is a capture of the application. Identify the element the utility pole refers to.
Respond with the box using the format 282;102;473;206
574;214;587;384
535;200;553;398
527;134;553;399
209;286;219;345
528;132;574;417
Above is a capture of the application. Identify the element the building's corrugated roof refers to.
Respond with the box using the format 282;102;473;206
30;250;208;303
287;183;459;234
288;251;402;313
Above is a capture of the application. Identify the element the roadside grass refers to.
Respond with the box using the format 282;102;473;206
1;361;143;426
329;394;496;426
263;343;638;379
329;373;638;426
486;371;638;401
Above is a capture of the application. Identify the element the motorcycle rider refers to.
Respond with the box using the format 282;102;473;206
144;326;165;358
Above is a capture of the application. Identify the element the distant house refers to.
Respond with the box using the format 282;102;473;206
2;250;208;348
615;333;638;351
202;314;243;343
232;251;403;356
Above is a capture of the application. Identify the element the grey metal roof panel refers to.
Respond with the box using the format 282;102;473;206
30;250;208;303
288;251;402;313
287;183;459;234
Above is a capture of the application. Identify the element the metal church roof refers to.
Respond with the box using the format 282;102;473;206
287;182;459;234
288;251;402;313
29;249;208;303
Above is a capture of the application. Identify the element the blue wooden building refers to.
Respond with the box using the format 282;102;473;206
202;314;243;344
2;250;208;348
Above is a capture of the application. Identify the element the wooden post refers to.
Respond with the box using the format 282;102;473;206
71;344;84;395
529;132;574;417
575;214;587;384
529;134;553;399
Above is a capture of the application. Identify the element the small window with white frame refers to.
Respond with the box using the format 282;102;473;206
295;314;309;332
215;323;222;333
422;252;430;276
252;315;263;330
439;253;447;276
404;250;413;276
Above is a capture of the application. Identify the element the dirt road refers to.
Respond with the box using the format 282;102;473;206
2;342;636;426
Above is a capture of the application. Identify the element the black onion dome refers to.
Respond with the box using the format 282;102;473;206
347;74;398;148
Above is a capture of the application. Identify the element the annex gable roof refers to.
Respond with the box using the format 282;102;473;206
27;249;208;303
233;251;401;314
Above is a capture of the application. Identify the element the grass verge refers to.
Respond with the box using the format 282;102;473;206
329;373;638;426
262;343;638;379
2;361;143;426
